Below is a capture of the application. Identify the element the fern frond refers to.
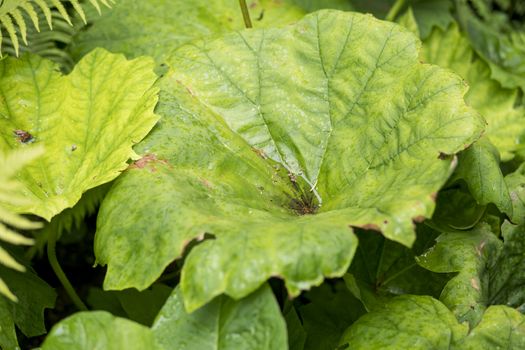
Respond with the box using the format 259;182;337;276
2;9;78;70
0;0;113;57
0;147;43;301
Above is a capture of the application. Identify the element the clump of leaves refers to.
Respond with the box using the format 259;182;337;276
3;0;525;348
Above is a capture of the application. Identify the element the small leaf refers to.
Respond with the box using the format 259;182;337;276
151;284;287;350
339;295;467;350
417;223;501;326
116;284;171;326
0;297;17;350
339;295;525;349
418;221;525;326
42;311;162;350
505;163;525;225
345;227;449;311
297;281;365;350
0;260;56;348
284;303;307;350
430;189;486;231
449;138;512;215
488;221;525;310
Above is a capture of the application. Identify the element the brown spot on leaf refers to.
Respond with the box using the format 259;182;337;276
200;179;213;189
13;130;34;143
430;192;438;201
129;154;168;172
252;147;268;159
412;216;426;223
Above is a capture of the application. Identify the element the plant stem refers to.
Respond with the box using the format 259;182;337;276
47;230;88;311
238;0;253;28
385;0;407;22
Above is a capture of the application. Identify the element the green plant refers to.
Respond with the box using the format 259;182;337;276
0;0;112;59
1;0;525;349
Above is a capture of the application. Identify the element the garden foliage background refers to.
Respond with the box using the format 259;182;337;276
1;0;525;349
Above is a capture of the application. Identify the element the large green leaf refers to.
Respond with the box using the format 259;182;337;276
418;221;525;325
344;227;449;311
151;284;287;350
421;23;525;161
41;311;162;350
338;295;525;349
0;49;159;221
69;0;305;62
95;10;483;311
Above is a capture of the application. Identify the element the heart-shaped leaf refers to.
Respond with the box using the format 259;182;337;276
95;10;483;311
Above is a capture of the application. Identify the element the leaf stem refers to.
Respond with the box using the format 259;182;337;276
238;0;253;28
47;230;88;311
385;0;408;22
